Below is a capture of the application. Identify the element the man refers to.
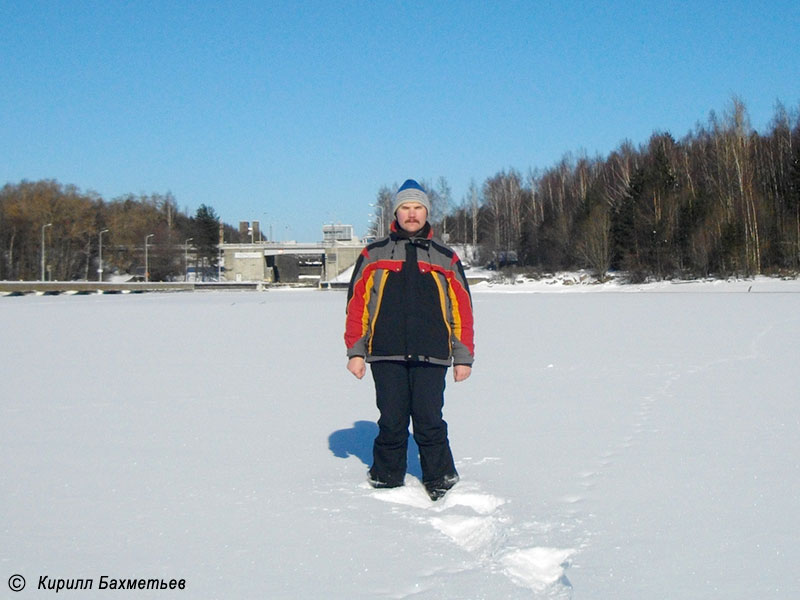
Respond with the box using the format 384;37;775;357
344;179;475;501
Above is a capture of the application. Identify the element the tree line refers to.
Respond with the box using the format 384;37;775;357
0;183;242;281
5;98;798;283
372;99;800;280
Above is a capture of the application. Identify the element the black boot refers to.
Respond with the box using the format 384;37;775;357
367;471;404;489
424;474;459;501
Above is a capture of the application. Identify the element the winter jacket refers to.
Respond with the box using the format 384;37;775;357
345;223;474;367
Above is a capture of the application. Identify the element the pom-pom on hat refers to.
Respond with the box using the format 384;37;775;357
392;179;431;215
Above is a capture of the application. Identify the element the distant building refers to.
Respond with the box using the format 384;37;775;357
239;220;263;242
220;224;363;286
322;224;354;242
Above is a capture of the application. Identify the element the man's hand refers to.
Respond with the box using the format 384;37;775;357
453;365;472;382
347;356;366;379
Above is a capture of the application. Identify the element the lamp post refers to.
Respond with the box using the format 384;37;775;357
144;233;154;282
184;237;193;281
41;223;52;281
98;229;109;282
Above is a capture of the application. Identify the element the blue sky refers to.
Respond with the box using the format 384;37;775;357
2;0;799;242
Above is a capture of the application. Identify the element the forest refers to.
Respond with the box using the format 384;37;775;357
3;99;799;282
372;99;800;281
0;185;241;282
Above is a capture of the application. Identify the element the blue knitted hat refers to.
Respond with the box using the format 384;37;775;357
392;179;431;215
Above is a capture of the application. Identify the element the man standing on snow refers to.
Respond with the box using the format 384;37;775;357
344;179;475;501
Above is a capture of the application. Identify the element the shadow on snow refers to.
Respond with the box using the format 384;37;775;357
328;420;422;480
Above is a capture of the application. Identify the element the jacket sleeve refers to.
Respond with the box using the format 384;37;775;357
344;248;371;358
447;255;475;366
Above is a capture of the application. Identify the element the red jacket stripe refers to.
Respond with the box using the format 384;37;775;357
418;261;475;356
344;259;404;349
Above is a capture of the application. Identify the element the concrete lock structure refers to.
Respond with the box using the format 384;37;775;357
221;224;364;287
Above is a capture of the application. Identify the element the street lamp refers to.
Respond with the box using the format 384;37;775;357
98;229;109;282
184;238;193;282
41;223;52;281
144;233;154;282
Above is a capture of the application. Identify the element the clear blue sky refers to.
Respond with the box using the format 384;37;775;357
2;0;799;242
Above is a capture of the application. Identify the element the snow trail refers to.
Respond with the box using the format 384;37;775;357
365;477;575;594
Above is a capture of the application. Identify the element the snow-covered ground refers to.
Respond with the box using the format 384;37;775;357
2;279;799;598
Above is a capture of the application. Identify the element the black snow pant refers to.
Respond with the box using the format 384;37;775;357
368;360;458;487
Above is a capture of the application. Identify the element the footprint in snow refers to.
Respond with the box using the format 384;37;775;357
363;477;575;593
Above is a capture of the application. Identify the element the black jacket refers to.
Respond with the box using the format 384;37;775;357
345;223;474;366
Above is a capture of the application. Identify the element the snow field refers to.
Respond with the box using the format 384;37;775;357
2;281;800;598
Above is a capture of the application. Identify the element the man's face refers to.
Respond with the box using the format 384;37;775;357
396;202;427;234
